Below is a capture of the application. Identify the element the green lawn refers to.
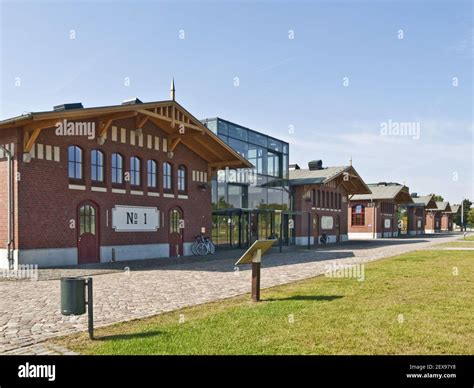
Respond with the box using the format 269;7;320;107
436;241;474;248
54;250;474;355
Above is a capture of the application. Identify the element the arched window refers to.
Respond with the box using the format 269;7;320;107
68;145;83;180
91;150;104;182
163;162;172;191
351;204;365;226
130;157;141;186
147;160;157;189
169;208;182;233
111;153;123;184
177;165;187;192
79;204;96;235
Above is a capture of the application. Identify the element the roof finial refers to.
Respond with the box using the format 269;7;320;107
170;78;176;101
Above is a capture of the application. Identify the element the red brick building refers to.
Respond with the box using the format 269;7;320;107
348;182;413;239
0;97;250;269
406;195;437;235
425;201;452;233
289;160;370;245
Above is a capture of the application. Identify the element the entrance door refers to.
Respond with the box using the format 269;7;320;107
78;202;99;264
169;207;183;256
249;212;259;244
312;212;319;245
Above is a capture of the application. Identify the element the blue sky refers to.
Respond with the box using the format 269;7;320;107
1;0;472;203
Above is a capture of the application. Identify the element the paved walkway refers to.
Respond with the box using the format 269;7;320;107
0;234;465;354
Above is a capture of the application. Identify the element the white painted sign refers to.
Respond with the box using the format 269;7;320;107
417;220;422;228
112;205;159;232
321;216;334;230
384;219;391;228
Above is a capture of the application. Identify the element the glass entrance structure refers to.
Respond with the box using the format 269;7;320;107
202;117;292;248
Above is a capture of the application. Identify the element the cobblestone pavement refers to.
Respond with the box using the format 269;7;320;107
0;234;464;354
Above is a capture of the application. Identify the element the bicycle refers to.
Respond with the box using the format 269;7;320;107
191;235;216;256
319;233;328;245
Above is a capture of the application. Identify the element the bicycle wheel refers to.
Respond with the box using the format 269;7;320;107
191;242;199;255
196;242;209;256
208;241;216;255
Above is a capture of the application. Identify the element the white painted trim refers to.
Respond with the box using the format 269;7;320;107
69;184;86;191
91;186;107;192
13;248;78;268
148;192;160;197
348;232;382;239
163;193;175;198
100;244;170;262
131;190;144;196
178;194;188;199
112;188;126;194
295;236;314;246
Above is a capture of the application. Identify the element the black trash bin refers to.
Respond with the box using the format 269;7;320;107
60;277;86;315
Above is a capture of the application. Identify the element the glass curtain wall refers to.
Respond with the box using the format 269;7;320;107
204;117;291;247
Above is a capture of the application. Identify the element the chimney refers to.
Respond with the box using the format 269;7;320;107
308;160;323;170
53;102;83;111
122;98;143;105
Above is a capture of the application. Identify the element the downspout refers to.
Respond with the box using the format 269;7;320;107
372;199;376;239
0;145;14;269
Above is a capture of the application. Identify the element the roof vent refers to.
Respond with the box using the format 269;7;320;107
377;182;388;186
411;192;418;198
289;163;300;170
308;160;323;170
53;102;83;111
122;98;143;105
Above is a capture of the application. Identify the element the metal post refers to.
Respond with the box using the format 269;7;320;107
86;277;94;339
251;249;261;302
279;218;283;253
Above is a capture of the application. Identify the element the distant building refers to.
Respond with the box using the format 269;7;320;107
406;195;437;235
348;182;413;239
426;201;453;233
288;160;370;244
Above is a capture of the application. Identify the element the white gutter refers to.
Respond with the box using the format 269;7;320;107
0;145;14;269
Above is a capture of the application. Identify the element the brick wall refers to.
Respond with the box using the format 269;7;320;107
293;183;349;241
348;199;399;237
14;117;212;252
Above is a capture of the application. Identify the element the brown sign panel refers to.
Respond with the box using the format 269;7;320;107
235;239;277;266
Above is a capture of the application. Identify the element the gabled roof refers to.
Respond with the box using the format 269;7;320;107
288;165;371;195
0;99;252;170
449;204;460;214
350;182;413;204
434;201;452;212
408;195;437;209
